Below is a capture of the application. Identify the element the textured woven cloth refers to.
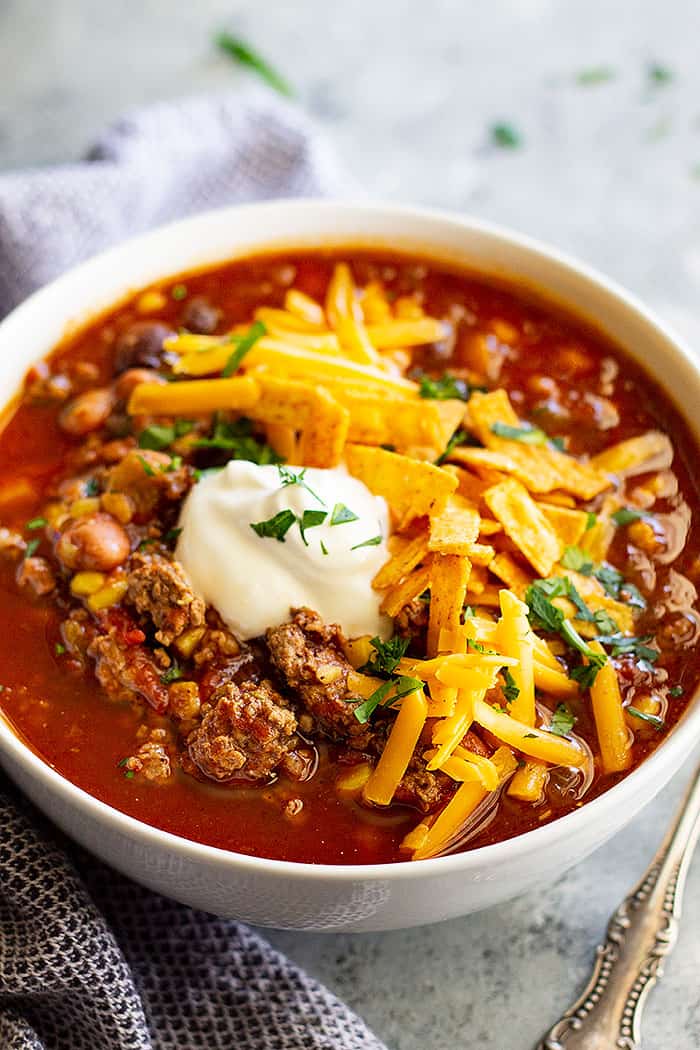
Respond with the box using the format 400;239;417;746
0;90;385;1050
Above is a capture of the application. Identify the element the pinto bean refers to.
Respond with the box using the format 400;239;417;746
59;388;115;436
55;513;130;572
181;296;221;334
114;368;166;401
114;321;175;373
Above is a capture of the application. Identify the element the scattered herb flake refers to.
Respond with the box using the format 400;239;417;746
353;675;423;724
550;703;576;737
124;770;135;780
215;32;294;97
576;66;616;86
648;63;673;85
250;509;297;542
561;546;594;574
171;283;188;301
419;374;474;401
26;516;47;531
195;416;281;465
597;632;658;664
359;635;410;678
669;685;684;698
585;511;597;532
164;527;183;544
491;122;521;148
525;579;607;683
138;423;175;451
117;757;128;768
298;509;327;546
612;507;649;526
320;540;329;556
436;428;468;465
25;538;40;559
138;456;157;477
502;668;520;704
627;706;665;729
160;663;183;685
85;478;100;497
491;421;548;445
54;642;66;656
174;419;195;438
277;465;324;505
351;534;382;551
221;320;267;377
330;502;359;526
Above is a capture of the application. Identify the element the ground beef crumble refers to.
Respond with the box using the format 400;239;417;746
126;551;205;645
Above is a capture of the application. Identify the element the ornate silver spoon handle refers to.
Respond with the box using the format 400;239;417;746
535;760;700;1050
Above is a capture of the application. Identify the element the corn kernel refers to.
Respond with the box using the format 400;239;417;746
71;571;106;596
174;626;206;659
70;497;100;518
44;501;69;528
343;635;373;670
335;762;372;795
628;520;661;555
136;289;167;314
100;491;134;524
316;663;343;685
168;680;201;720
87;579;128;611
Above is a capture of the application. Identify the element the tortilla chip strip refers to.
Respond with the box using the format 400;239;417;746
429;495;481;556
538;503;589;548
128;375;261;416
380;564;432;617
373;532;429;590
466;543;495;566
252;376;349;469
590;430;673;477
488;552;533;598
345;444;457;524
427;553;471;657
466;390;609;498
484;479;562;577
579;496;618;562
335;391;464;453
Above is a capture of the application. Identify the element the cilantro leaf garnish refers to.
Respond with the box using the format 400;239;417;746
549;703;576;737
669;685;684;698
195;416;281;465
171;283;187;301
215;32;294;97
138;456;157;477
596;632;659;664
25;538;40;559
85;477;100;497
585;512;597;531
298;509;327;546
139;423;176;451
26;517;47;531
648;63;673;85
576;66;616;86
561;546;594;574
491;421;548;445
277;465;324;505
164;527;183;544
161;662;183;684
221;320;267;377
491;122;521;148
502;668;520;704
359;635;410;678
525;580;607;684
250;509;297;542
612;507;650;526
330;502;359;526
627;706;665;730
320;540;329;556
351;534;382;551
436;428;469;465
55;642;66;656
353;675;423;724
419;373;475;401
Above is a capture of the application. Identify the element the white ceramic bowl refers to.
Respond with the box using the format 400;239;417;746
1;201;699;932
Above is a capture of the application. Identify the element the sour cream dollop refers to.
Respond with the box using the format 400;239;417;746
176;460;391;640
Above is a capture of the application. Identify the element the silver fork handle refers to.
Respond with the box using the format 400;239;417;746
535;761;700;1050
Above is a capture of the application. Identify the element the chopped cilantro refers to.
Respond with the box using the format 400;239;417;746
160;663;183;685
85;478;100;497
195;416;281;465
523;732;538;739
491;122;521;148
26;516;47;531
54;642;66;656
164;527;183;543
502;668;520;704
330;502;359;526
359;635;409;678
612;507;649;526
585;511;597;531
138;456;157;477
277;465;324;505
491;421;548;445
353;675;423;724
124;770;135;780
351;534;382;551
576;66;616;86
550;703;576;737
174;419;195;438
25;538;40;559
648;63;673;85
171;283;188;300
216;32;294;97
561;546;594;574
298;509;327;546
436;428;468;465
525;580;606;683
117;757;128;768
250;509;297;542
669;685;684;698
570;662;601;691
320;540;329;556
419;374;474;401
627;706;665;729
139;423;176;451
221;320;267;377
193;466;224;483
597;632;658;664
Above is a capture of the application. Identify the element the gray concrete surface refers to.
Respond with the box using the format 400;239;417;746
2;1;700;1046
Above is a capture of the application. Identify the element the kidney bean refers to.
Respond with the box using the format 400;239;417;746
55;513;130;572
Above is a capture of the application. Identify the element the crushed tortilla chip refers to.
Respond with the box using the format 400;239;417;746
345;444;457;525
590;431;673;478
428;495;481;556
484;478;563;577
538;503;590;548
380;564;432;617
427;553;471;657
373;532;429;590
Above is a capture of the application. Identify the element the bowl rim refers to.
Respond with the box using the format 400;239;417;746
1;197;699;882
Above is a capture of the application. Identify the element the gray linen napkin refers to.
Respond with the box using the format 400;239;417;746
0;89;385;1050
